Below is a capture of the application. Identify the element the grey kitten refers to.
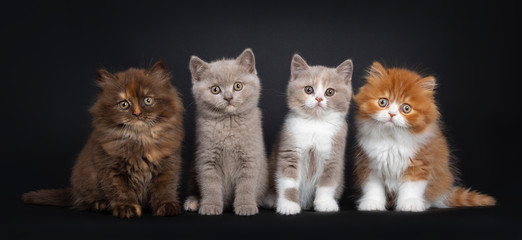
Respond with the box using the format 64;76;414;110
264;54;353;215
183;49;268;216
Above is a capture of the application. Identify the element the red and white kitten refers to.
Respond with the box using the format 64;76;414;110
353;62;495;212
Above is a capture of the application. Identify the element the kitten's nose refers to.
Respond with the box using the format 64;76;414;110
133;108;142;118
224;97;233;103
388;112;396;118
315;97;323;102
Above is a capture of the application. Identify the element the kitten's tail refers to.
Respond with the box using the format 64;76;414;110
22;188;73;207
444;186;496;207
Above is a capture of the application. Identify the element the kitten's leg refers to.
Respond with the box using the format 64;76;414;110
233;154;261;216
314;153;345;212
396;159;430;212
197;152;224;215
357;174;387;211
100;170;142;218
275;149;301;215
150;168;181;216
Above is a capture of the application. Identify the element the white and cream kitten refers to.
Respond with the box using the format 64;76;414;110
264;54;353;215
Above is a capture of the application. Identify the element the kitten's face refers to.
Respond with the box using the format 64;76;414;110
190;49;260;116
354;62;439;133
91;61;180;130
287;55;353;117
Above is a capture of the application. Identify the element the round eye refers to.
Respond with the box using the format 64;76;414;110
378;98;389;107
325;88;335;97
119;100;130;110
144;97;154;106
304;86;314;94
210;86;221;94
233;82;243;91
401;103;412;114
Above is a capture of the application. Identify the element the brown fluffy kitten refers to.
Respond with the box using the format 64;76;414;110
22;61;185;218
353;62;495;212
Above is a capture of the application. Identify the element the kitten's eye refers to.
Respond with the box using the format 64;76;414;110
325;88;335;97
378;98;389;107
144;97;154;106
304;86;314;94
210;86;221;94
119;100;130;110
233;82;243;91
401;103;412;114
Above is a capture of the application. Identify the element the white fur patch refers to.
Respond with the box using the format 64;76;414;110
356;118;434;193
314;186;339;212
396;180;429;212
276;198;301;215
284;111;345;209
357;174;386;211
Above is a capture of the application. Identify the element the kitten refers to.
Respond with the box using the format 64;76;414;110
353;62;495;212
183;49;268;216
264;54;353;215
22;61;185;218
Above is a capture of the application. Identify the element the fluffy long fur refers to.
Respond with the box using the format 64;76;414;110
22;61;185;218
353;62;495;212
183;49;268;216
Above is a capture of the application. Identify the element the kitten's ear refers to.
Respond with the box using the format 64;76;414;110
291;54;309;80
418;76;437;91
148;60;169;80
336;59;353;85
236;48;256;74
189;56;209;82
368;61;387;79
97;69;116;87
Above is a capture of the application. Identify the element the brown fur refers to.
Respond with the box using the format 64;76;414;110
22;61;185;218
353;62;495;211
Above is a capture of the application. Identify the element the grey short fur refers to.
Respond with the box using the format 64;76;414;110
184;49;268;216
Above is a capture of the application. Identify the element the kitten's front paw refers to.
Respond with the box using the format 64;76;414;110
314;198;339;212
111;203;142;218
276;199;301;215
357;199;386;211
234;205;259;216
199;204;223;215
395;198;428;212
91;200;108;212
154;201;181;216
183;196;199;212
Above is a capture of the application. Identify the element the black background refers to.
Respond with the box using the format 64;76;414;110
2;0;520;239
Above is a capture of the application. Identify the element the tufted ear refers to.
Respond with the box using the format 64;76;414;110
336;59;353;85
236;48;256;74
367;61;387;80
418;76;437;91
291;54;309;80
189;56;209;82
97;69;116;88
148;60;169;81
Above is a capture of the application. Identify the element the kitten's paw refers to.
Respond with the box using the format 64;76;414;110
395;198;428;212
91;200;108;212
154;201;181;216
183;196;199;212
314;198;339;212
276;199;301;215
111;203;142;218
234;205;259;216
357;199;386;211
199;204;223;215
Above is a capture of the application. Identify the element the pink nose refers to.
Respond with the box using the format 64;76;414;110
389;112;396;117
315;97;323;102
224;97;233;103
